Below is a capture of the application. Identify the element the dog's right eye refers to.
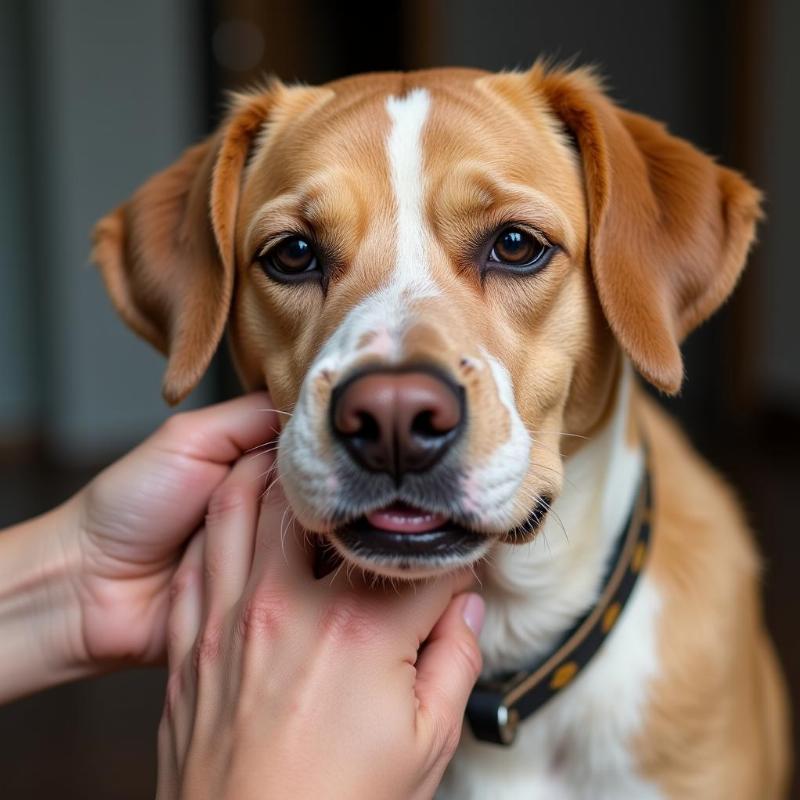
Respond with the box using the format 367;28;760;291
258;236;319;282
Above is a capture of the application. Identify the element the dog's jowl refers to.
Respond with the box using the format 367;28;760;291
93;65;791;799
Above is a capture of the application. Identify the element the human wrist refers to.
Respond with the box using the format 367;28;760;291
0;498;93;702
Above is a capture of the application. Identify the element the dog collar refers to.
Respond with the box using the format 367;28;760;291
466;454;653;745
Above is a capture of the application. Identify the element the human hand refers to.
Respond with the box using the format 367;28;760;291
157;455;485;800
0;392;279;701
65;392;278;669
66;391;279;670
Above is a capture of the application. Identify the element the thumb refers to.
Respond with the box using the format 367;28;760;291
83;391;279;555
151;390;279;465
415;593;485;747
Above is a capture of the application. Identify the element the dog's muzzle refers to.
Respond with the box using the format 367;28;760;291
326;366;480;568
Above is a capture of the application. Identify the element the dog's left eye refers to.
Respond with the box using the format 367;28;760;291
258;236;319;282
487;227;553;271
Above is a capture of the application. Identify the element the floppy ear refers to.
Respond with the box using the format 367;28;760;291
92;90;275;405
534;66;762;394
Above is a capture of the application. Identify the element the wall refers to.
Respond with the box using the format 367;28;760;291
3;0;212;463
0;1;37;443
759;0;800;406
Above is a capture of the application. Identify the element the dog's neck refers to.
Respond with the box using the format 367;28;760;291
480;363;644;676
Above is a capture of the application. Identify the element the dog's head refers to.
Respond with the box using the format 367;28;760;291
93;66;760;578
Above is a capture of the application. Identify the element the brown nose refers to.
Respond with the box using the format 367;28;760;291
331;369;464;481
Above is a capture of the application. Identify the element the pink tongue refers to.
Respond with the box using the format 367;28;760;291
366;503;448;534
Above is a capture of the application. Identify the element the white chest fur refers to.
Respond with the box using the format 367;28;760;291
438;367;664;799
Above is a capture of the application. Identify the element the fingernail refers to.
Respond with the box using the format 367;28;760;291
462;593;485;636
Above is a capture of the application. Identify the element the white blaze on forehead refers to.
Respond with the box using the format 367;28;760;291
385;88;437;296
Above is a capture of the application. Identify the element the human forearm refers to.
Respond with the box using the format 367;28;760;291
0;500;89;703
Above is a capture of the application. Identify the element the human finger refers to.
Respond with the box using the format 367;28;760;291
202;451;272;621
414;593;484;757
246;477;315;589
166;531;206;672
323;565;476;652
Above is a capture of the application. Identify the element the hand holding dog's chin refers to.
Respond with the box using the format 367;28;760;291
183;594;484;800
156;456;485;800
0;392;278;700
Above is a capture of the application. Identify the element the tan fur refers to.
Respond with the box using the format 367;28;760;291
635;390;790;798
92;64;790;796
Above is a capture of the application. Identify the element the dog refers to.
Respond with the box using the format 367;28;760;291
92;64;790;798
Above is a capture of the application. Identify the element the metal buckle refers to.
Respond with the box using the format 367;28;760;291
497;704;520;745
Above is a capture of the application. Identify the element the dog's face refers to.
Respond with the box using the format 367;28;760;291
93;66;760;578
231;70;595;576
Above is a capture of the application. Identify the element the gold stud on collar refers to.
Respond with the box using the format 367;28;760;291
550;661;579;690
602;601;622;633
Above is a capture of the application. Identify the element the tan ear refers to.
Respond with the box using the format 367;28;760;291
92;90;275;405
533;65;762;394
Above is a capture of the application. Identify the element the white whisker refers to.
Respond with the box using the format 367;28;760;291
256;408;294;417
468;562;484;590
328;552;346;585
278;506;291;561
526;428;589;441
245;440;280;455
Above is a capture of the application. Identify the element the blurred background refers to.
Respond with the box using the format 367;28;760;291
0;0;797;796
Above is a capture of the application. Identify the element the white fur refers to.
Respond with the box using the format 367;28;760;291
385;88;437;298
480;364;644;672
439;365;664;798
461;349;532;529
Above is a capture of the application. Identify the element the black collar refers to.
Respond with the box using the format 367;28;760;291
466;453;653;745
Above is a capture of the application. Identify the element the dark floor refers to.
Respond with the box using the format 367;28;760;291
0;421;797;799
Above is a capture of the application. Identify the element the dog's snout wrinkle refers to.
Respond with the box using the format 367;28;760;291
331;369;464;481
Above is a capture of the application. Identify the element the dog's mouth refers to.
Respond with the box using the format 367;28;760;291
308;491;554;579
337;502;485;562
314;499;549;579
